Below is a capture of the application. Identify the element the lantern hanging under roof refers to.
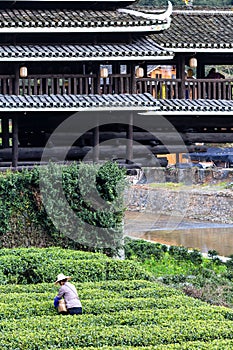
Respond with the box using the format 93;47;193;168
100;67;108;78
20;66;28;78
135;67;144;78
189;58;197;68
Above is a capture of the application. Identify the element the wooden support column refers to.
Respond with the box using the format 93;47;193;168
177;56;185;99
196;59;205;79
126;112;133;162
94;63;101;95
112;62;120;94
14;63;20;95
1;117;10;148
93;121;99;163
12;64;20;168
130;62;137;94
12;115;19;168
141;62;147;77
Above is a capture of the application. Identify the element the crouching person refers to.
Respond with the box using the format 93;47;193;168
54;273;82;315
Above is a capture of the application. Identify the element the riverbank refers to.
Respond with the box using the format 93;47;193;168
124;183;233;256
124;183;233;225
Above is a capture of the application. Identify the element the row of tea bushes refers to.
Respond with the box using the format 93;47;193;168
1;305;233;330
0;247;105;259
0;295;205;319
64;340;233;350
0;281;233;350
0;248;153;284
1;321;233;348
1;286;183;303
0;279;156;293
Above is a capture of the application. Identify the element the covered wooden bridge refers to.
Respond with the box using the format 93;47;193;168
0;0;232;168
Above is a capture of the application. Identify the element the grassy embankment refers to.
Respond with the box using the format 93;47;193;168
125;238;233;308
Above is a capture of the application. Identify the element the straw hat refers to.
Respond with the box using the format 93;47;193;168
55;273;71;284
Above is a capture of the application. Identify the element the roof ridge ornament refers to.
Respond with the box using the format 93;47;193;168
118;1;173;21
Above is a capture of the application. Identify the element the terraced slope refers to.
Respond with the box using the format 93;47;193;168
0;248;233;349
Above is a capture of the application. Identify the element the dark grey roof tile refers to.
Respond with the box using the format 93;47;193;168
0;93;158;110
148;8;233;50
157;99;233;112
0;8;170;32
0;40;173;60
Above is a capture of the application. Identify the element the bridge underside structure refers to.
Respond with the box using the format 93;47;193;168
0;1;232;168
1;96;233;168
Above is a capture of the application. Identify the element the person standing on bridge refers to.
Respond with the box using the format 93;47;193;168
206;68;225;79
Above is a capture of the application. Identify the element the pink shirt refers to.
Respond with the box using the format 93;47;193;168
57;282;82;309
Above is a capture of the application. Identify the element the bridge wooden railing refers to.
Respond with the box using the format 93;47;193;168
0;74;232;100
16;74;132;95
136;78;233;100
0;75;15;94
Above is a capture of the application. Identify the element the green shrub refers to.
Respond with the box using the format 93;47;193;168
0;320;233;348
0;295;205;320
124;238;166;262
0;162;126;255
0;247;153;284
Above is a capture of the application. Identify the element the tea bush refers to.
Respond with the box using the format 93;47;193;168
0;247;153;284
0;247;233;348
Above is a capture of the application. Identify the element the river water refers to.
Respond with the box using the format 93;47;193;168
124;211;233;257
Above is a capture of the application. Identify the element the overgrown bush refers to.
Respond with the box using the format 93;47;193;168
0;162;126;255
124;237;167;262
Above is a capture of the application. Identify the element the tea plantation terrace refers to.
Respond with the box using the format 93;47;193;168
0;247;233;348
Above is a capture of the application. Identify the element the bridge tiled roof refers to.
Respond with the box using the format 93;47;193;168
0;39;173;61
0;94;232;114
147;8;233;51
0;93;158;111
156;99;233;113
0;7;170;33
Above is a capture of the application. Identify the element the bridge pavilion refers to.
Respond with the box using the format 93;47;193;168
0;0;232;168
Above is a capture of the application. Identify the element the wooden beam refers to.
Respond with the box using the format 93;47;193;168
0;144;207;162
43;131;233;145
12;115;19;168
126;112;133;162
93;125;99;163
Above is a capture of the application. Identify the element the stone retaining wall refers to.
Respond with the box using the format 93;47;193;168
125;185;233;224
142;167;233;185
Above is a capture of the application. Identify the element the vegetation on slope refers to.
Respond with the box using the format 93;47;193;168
0;247;233;348
0;162;127;255
125;238;233;308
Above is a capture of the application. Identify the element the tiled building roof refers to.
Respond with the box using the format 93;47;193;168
147;9;233;51
0;93;158;111
156;99;233;114
0;94;232;114
0;8;170;33
0;39;173;61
